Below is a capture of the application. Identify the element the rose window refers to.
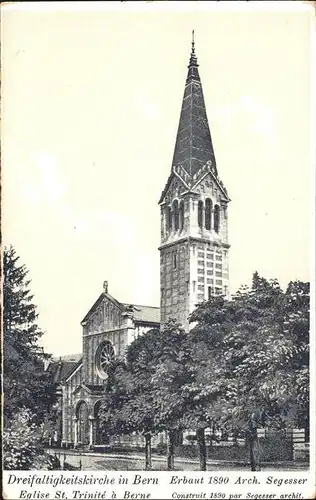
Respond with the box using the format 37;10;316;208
95;341;115;379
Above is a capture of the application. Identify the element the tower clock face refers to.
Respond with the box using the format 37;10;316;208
95;341;115;379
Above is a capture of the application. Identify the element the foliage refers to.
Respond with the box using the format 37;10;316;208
99;273;309;470
189;273;310;469
143;320;193;432
189;273;309;432
3;245;57;425
99;347;158;469
99;321;191;469
3;409;60;470
100;321;191;437
99;356;146;437
281;280;310;433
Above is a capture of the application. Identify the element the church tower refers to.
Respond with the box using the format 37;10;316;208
159;34;230;330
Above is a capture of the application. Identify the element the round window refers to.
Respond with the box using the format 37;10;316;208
95;341;115;379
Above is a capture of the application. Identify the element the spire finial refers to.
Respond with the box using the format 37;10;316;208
188;29;198;71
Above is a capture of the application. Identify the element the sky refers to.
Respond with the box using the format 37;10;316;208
2;1;314;356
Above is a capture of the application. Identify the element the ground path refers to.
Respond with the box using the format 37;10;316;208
47;449;309;472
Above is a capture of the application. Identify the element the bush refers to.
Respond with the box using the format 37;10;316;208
260;434;293;462
155;442;167;455
32;453;61;470
175;445;197;459
3;409;59;470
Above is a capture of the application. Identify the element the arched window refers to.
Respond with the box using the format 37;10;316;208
173;200;179;230
205;198;212;230
198;200;204;228
167;206;172;230
214;205;220;233
173;252;177;270
179;200;184;231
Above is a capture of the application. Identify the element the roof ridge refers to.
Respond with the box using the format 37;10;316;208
121;303;160;309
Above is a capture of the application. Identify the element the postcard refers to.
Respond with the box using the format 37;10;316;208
1;1;315;499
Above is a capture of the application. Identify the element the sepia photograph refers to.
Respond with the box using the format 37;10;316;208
1;0;314;492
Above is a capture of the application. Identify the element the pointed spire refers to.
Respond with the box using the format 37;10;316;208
171;33;217;178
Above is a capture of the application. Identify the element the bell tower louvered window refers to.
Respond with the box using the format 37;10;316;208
205;198;212;230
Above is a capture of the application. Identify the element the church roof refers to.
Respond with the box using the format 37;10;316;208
121;303;160;324
159;34;229;205
171;33;218;180
47;360;80;384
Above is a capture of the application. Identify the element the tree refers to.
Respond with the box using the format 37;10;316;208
100;276;309;471
147;320;193;470
272;280;310;437
100;321;191;470
3;245;57;425
3;408;60;470
181;293;239;470
189;273;310;471
180;329;226;471
99;342;161;470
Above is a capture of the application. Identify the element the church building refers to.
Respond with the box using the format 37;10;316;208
56;36;230;448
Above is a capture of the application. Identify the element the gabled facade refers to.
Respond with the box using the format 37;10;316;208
159;37;230;329
61;282;159;447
